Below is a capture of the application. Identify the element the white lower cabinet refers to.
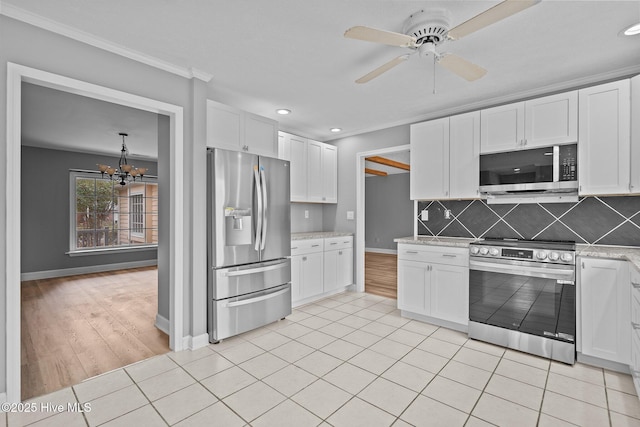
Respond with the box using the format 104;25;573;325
291;236;353;305
397;244;469;330
630;266;640;395
579;257;630;365
291;239;324;303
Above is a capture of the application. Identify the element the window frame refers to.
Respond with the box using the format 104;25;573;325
68;170;158;256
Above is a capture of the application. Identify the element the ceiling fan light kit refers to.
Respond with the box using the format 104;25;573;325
344;0;540;84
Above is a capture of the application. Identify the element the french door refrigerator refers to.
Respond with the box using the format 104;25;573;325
207;148;291;343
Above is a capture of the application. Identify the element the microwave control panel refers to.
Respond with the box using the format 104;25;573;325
559;145;577;181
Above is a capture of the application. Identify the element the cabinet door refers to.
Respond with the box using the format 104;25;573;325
337;247;353;288
630;76;640;194
278;131;290;161
480;102;525;153
289;135;307;202
580;257;630;364
410;118;450;200
322;144;338;203
301;252;324;299
306;140;324;202
323;249;338;292
578;80;631;195
525;91;577;148
430;263;469;325
290;255;303;303
244;113;278;157
449;111;480;199
398;260;429;315
206;100;242;150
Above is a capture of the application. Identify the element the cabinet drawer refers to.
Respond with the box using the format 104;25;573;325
291;239;324;256
324;236;353;251
398;244;468;267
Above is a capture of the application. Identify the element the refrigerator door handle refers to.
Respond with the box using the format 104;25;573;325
260;168;268;251
224;287;289;308
222;262;288;277
253;166;263;251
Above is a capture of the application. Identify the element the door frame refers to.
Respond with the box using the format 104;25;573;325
6;63;185;402
355;144;410;293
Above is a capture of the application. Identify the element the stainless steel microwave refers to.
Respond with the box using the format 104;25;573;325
479;144;578;194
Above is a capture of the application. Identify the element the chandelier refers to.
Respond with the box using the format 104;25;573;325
96;133;148;186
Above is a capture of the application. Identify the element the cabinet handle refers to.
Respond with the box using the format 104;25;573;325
291;247;298;250
632;282;640;289
329;242;338;245
343;241;350;244
311;245;320;248
524;139;527;146
339;251;343;255
406;251;418;254
581;261;585;269
632;322;640;330
242;145;249;151
442;254;457;258
302;256;307;261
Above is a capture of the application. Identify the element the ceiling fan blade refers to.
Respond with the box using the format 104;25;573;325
355;55;410;84
438;54;487;81
447;0;541;40
345;26;417;48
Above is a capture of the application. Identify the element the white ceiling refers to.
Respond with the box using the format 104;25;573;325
7;0;640;145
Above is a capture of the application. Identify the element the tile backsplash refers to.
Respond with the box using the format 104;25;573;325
416;196;640;246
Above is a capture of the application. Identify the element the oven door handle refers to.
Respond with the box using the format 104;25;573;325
470;259;575;282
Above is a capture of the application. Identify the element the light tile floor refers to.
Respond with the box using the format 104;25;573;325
7;291;640;426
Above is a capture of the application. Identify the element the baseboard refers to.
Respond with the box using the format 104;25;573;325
364;247;398;255
155;313;170;335
182;333;210;351
400;310;468;334
20;259;158;281
577;352;630;374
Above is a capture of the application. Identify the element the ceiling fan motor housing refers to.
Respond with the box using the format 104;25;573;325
403;9;451;46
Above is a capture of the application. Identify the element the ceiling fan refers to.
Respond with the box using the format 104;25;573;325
344;0;540;84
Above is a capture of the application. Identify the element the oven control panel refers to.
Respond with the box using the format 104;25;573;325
470;245;575;265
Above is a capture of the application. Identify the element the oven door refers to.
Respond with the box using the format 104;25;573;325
469;257;575;343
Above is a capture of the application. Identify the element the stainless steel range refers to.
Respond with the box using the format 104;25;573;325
468;238;576;364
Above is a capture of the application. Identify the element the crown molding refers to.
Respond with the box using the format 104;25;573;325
0;2;213;82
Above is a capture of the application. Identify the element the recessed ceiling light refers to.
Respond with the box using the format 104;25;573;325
622;22;640;36
330;128;342;133
276;109;291;115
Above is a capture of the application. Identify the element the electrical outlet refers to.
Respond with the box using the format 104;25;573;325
346;211;354;220
421;210;428;221
304;210;309;219
444;209;451;220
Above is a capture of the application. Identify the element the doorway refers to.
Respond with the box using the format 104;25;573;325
355;145;411;298
6;63;185;402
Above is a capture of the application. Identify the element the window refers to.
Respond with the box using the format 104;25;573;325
70;171;158;253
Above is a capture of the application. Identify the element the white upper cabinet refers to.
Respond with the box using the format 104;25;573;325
410;117;450;200
306;140;324;202
206;100;278;157
480;102;525;153
411;113;480;200
480;91;577;154
449;111;480;199
322;144;338;203
278;131;338;203
578;80;631;195
525;91;578;147
631;75;640;193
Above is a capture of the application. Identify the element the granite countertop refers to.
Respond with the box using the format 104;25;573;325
291;231;353;240
394;236;478;248
577;244;640;271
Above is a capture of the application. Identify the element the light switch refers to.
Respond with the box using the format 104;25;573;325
346;211;354;220
421;210;428;221
304;210;309;219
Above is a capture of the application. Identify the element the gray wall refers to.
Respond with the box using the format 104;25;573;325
323;124;410;235
365;173;413;251
291;203;324;233
1;15;204;396
20;146;158;273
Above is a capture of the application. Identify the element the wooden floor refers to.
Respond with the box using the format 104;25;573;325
365;252;398;300
21;266;169;400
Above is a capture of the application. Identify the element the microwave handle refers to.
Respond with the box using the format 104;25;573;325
552;145;559;182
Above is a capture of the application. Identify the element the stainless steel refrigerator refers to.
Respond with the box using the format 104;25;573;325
207;148;291;343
